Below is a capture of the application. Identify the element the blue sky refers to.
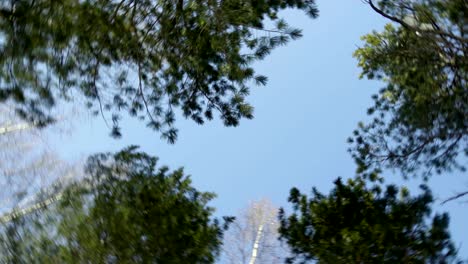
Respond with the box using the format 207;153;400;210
53;0;467;259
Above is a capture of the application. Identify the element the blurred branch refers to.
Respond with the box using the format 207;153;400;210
0;191;64;224
0;122;36;135
441;190;468;205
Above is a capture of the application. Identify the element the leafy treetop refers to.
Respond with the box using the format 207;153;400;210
0;0;318;142
350;0;467;179
0;146;232;263
279;177;460;264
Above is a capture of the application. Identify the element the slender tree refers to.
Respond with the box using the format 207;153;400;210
223;198;288;264
0;103;79;216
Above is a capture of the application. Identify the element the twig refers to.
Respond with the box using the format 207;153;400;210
441;190;468;205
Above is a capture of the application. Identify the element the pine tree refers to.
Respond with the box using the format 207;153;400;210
279;178;460;263
0;0;318;142
350;0;467;178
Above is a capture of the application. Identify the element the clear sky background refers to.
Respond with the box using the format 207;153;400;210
52;0;467;259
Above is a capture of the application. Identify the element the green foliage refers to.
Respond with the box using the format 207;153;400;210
0;205;64;263
0;0;318;142
349;0;467;178
279;177;460;264
0;146;232;263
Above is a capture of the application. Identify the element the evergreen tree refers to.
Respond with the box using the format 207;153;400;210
349;0;467;178
0;146;231;263
279;178;460;264
0;0;318;142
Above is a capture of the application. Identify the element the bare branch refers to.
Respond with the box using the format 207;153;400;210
441;190;468;205
366;0;467;42
0;122;36;135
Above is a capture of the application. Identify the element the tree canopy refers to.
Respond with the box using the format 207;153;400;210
1;0;467;262
349;0;467;178
0;146;231;263
279;177;460;264
0;0;318;142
